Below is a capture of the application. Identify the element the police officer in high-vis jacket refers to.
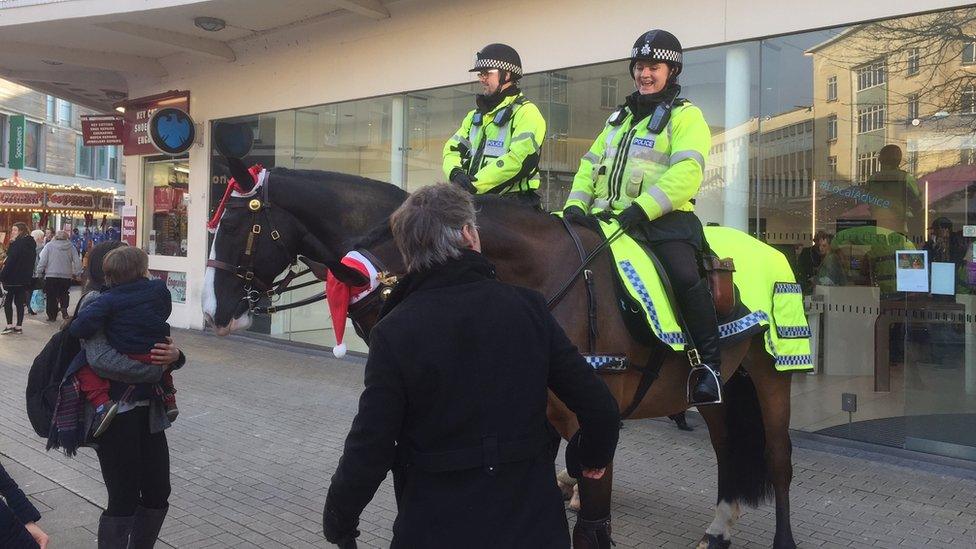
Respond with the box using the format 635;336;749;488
562;30;722;406
443;43;547;207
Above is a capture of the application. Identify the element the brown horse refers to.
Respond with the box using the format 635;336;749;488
205;164;798;549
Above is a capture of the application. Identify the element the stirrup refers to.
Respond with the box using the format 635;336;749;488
687;366;723;406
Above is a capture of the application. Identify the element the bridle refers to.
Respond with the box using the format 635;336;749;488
343;247;401;341
207;174;329;315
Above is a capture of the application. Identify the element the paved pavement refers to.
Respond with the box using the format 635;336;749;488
2;316;976;548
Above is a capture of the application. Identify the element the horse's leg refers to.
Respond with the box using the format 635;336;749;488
744;346;797;549
696;405;739;549
572;462;614;549
548;397;581;504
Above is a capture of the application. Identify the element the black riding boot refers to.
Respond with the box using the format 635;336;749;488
127;505;167;549
680;279;723;406
572;515;614;549
97;514;133;549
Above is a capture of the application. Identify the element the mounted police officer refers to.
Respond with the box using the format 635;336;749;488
562;30;722;406
443;43;547;207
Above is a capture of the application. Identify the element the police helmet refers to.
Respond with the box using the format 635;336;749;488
470;43;523;80
630;30;683;77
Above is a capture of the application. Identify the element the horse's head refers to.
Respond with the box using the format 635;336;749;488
203;159;312;335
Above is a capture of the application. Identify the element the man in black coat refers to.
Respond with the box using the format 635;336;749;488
322;184;620;548
1;222;37;334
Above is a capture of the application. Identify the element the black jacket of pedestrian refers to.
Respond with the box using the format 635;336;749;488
0;460;42;548
323;250;620;548
0;235;36;287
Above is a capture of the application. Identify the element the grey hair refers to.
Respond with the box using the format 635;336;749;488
30;229;44;240
390;184;477;273
55;230;69;240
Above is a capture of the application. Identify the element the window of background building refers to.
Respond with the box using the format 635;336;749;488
0;114;6;166
76;137;93;177
827;155;837;175
144;156;188;257
57;99;72;127
961;85;976;113
856;60;886;90
908;93;919;120
963;40;976;64
827;115;838;140
907;47;920;75
45;95;55;122
856;151;879;181
24;120;40;169
857;104;885;133
960;145;976;165
96;146;118;180
827;76;837;101
600;77;617;109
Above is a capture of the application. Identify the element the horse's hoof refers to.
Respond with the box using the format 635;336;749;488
696;534;731;549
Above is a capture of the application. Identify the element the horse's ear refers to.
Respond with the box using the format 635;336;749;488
325;259;370;287
227;157;255;193
299;256;331;281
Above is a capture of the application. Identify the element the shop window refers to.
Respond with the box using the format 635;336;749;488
826;115;837;141
826;76;837;101
144;156;188;257
600;77;617;109
907;47;920;75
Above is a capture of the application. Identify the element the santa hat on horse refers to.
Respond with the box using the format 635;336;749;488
326;251;378;358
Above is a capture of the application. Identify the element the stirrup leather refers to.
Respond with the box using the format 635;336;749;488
687;365;723;406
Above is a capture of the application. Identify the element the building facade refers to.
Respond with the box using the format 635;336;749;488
1;0;974;461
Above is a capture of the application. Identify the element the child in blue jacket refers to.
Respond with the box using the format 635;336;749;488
69;246;177;437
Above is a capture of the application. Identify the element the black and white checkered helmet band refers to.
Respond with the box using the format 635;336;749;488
472;58;523;76
631;46;682;65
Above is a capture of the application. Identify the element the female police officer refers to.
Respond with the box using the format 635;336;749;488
562;30;721;406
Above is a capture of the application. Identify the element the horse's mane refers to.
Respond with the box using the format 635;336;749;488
268;167;408;202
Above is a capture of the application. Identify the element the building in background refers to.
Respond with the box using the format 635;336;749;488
1;0;974;462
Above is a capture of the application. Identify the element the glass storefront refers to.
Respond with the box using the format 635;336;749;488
211;6;976;460
144;156;189;257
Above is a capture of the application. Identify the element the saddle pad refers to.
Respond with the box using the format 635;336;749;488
598;221;813;372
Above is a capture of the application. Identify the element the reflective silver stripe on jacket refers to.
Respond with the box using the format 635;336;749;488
644;185;674;215
593;198;611;210
452;133;472;149
582;151;600;165
567;191;593;207
512;131;539;153
670;150;705;169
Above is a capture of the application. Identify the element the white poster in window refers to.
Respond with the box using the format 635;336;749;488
930;262;955;296
895;250;928;292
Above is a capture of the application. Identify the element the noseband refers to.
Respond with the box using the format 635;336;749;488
345;247;401;341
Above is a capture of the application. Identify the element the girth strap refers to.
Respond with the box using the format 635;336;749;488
618;350;665;420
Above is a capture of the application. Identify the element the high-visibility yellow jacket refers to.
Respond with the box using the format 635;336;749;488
442;92;546;194
564;100;711;221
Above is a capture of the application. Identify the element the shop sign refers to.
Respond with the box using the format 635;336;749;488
121;205;137;246
149;108;195;155
148;269;187;303
81;115;125;146
47;191;96;210
0;187;43;208
7;115;25;170
121;91;190;156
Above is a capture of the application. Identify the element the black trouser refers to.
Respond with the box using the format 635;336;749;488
3;285;27;326
94;408;171;517
43;278;72;321
630;211;706;293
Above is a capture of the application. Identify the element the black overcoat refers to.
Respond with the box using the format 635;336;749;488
0;235;36;287
324;251;619;548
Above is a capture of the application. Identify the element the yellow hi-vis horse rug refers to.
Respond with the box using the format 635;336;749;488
599;221;813;372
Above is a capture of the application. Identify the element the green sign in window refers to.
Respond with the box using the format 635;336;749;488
8;115;25;170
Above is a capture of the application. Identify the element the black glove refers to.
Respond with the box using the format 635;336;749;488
615;204;647;230
594;209;615;223
449;167;477;194
323;506;360;547
563;205;587;224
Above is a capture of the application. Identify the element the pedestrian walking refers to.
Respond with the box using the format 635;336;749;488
1;222;37;335
35;230;81;321
322;184;620;548
28;230;46;316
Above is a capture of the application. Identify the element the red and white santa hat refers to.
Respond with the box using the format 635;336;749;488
326;251;379;358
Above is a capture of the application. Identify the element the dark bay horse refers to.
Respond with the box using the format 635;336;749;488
204;165;798;549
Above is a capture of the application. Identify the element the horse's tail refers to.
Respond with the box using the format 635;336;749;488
723;368;774;507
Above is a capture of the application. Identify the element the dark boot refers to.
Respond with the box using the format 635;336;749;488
127;505;167;549
97;514;133;549
669;411;694;431
680;279;723;406
572;515;614;549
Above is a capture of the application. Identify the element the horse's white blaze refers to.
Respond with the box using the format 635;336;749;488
705;500;740;540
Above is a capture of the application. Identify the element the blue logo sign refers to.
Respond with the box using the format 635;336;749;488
149;108;195;155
